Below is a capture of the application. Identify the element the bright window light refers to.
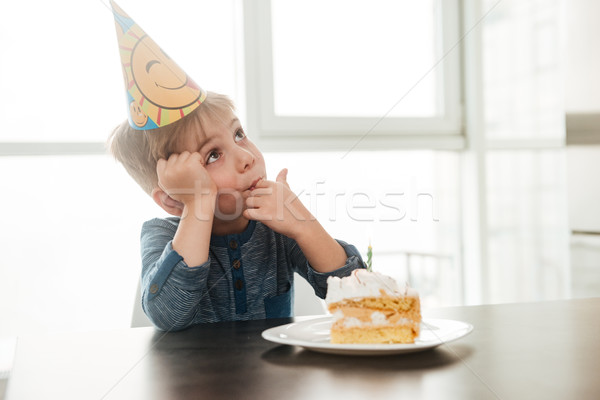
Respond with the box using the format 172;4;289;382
271;0;438;117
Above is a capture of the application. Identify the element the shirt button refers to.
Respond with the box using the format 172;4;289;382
235;279;244;290
232;259;241;270
150;284;159;294
229;240;238;249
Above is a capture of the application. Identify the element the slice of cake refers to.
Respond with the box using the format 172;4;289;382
325;269;421;344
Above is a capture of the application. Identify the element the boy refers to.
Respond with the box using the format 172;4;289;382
108;2;364;331
110;93;365;331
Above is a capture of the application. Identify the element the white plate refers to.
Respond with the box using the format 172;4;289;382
262;316;473;356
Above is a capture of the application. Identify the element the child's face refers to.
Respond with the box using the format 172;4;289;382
179;108;266;222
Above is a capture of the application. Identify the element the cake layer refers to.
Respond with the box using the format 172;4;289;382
330;325;419;344
328;296;421;319
330;312;420;330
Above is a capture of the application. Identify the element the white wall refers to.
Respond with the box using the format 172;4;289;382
564;0;600;232
565;0;600;113
564;0;600;299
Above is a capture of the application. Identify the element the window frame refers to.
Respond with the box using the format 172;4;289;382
243;0;464;151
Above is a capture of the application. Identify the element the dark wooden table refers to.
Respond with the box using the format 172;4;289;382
6;298;600;399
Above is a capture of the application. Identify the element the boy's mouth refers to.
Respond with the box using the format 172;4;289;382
247;177;262;191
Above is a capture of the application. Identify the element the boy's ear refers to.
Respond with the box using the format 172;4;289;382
151;188;185;216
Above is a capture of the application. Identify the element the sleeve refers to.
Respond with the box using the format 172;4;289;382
288;238;366;299
140;218;212;331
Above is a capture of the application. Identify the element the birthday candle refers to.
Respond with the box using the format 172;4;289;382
366;242;373;272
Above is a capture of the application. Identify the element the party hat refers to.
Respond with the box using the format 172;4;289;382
110;0;207;130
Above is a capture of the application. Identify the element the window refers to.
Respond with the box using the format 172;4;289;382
478;0;569;303
0;0;570;344
243;0;463;150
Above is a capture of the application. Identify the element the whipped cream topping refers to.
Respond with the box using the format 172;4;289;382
325;269;418;304
331;310;413;328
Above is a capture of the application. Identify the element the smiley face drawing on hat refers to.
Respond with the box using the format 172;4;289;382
110;0;207;130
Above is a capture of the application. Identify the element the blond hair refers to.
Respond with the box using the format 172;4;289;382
107;91;236;195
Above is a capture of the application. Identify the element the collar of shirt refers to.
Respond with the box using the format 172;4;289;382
209;220;257;248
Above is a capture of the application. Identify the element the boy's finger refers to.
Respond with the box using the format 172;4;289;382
243;208;271;221
245;197;259;208
276;168;288;186
178;152;191;163
189;152;202;162
247;187;273;197
254;178;269;189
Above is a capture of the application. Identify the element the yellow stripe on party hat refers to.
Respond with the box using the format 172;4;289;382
110;0;207;130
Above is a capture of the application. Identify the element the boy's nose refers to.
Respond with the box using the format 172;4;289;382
235;146;255;172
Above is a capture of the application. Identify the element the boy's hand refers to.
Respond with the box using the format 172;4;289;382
157;152;216;267
244;168;347;272
156;151;217;209
243;169;313;239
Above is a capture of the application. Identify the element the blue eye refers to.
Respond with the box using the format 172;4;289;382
206;151;220;164
235;129;246;141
